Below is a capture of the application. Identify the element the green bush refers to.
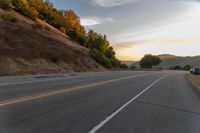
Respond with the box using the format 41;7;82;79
183;65;191;71
0;0;12;10
31;22;42;29
0;13;17;22
110;58;120;67
91;49;111;68
51;53;60;63
140;54;162;68
120;63;128;69
174;65;182;70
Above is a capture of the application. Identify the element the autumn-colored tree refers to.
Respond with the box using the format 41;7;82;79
61;10;86;44
11;0;121;68
12;0;38;19
12;0;30;15
28;0;55;21
64;9;80;27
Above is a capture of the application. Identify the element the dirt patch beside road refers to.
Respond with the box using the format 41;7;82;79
186;74;200;95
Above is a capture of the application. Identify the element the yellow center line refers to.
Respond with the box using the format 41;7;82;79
0;73;157;107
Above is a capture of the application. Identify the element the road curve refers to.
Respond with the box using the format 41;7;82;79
0;71;200;133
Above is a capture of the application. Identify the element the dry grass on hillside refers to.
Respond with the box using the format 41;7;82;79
0;9;104;76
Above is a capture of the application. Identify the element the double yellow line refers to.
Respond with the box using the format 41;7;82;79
0;73;155;107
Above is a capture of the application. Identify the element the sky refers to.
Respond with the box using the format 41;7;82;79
50;0;200;61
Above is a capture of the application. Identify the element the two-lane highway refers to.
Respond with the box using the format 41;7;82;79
0;71;200;133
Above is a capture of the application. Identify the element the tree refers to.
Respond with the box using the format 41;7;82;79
12;0;38;19
85;30;121;68
10;0;121;69
90;48;112;68
28;0;55;21
140;54;161;68
12;0;30;15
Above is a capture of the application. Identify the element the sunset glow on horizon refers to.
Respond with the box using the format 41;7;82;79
50;0;200;61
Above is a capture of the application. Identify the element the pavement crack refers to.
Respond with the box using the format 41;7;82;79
135;100;200;116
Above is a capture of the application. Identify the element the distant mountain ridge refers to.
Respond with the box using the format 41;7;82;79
159;55;200;68
158;54;177;59
131;54;200;68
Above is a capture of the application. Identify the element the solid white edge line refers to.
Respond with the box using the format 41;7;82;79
88;74;168;133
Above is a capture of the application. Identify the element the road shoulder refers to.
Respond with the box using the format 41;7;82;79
186;74;200;96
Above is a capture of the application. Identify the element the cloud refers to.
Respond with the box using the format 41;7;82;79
91;0;139;7
114;38;200;47
81;16;115;26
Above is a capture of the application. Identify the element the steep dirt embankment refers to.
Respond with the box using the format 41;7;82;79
0;9;104;76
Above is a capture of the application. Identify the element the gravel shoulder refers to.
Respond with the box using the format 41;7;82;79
186;74;200;96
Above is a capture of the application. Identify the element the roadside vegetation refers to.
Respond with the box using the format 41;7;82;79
169;65;191;71
0;0;122;69
140;54;162;69
31;22;43;29
0;0;12;10
0;13;17;22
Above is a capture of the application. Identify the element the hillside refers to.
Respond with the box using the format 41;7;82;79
121;61;136;66
131;54;200;68
159;56;200;68
0;9;104;76
158;54;177;59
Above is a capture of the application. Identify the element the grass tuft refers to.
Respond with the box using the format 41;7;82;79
0;13;17;22
31;22;43;30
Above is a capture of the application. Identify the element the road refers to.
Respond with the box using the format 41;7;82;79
0;71;200;133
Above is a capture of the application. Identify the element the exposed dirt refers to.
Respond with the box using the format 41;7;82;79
186;74;200;95
0;9;104;76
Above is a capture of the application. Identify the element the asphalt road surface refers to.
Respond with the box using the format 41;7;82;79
0;70;200;133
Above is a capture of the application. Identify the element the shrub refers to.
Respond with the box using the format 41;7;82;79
59;27;66;34
91;49;111;68
0;13;17;22
12;0;38;19
68;30;79;41
174;65;182;70
0;0;12;10
183;65;191;71
110;58;120;67
27;7;38;19
12;0;29;14
51;53;60;63
45;26;50;31
120;63;128;69
131;66;136;69
31;22;42;29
